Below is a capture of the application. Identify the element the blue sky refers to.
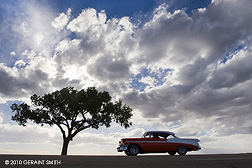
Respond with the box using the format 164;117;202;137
33;0;211;18
1;0;252;155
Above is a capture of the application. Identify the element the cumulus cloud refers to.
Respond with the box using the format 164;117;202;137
67;8;106;35
0;51;56;102
51;8;71;30
0;0;70;66
207;48;252;89
122;0;252;136
14;2;65;57
87;55;131;82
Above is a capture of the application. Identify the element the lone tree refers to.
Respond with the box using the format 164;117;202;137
10;87;133;155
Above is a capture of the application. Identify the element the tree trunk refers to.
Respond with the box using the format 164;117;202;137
61;137;70;155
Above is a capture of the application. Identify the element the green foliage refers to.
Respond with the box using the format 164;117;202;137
10;87;133;155
11;87;133;129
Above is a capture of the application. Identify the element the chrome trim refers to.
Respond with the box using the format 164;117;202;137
117;146;128;152
124;141;168;143
117;145;128;152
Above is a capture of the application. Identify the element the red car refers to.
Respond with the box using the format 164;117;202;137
117;131;201;156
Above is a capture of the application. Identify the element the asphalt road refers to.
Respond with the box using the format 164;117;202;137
1;153;252;168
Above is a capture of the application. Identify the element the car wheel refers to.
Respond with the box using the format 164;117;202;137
168;151;176;155
124;150;131;156
177;146;187;155
128;145;139;156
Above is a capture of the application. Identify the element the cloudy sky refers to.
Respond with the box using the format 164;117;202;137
1;0;252;155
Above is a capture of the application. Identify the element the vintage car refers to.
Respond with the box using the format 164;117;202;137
117;131;201;156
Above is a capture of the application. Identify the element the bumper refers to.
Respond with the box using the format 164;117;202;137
117;146;128;152
197;144;201;150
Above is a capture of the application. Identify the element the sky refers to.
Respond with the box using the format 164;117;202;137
0;0;252;155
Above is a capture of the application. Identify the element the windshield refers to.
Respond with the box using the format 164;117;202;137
142;132;149;138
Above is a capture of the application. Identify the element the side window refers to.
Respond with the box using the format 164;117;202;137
144;132;154;138
152;133;159;138
167;135;173;139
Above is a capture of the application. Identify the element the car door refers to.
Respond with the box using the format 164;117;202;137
140;138;167;152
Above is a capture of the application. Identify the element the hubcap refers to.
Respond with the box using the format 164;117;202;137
178;146;187;155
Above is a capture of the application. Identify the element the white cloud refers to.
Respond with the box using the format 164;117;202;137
0;123;60;144
0;113;3;124
0;50;57;102
0;122;63;154
87;55;131;82
67;8;105;35
122;0;252;137
139;76;155;86
51;8;71;30
7;1;69;60
10;52;16;56
14;60;26;67
199;133;252;154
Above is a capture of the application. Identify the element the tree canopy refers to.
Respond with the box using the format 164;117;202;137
11;87;133;155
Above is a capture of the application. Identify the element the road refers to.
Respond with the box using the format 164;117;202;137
1;153;252;168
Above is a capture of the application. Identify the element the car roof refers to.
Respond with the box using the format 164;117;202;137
145;131;175;136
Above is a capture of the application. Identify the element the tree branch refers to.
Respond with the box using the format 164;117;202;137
53;120;66;139
71;119;104;139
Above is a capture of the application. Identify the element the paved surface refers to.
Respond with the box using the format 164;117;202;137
0;153;252;168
